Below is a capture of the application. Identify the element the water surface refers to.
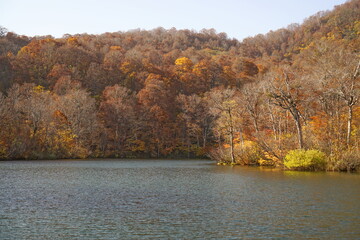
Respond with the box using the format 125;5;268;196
1;159;359;239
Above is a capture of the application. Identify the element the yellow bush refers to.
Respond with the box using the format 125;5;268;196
284;149;326;171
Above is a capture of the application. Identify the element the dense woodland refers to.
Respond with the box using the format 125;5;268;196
0;0;359;171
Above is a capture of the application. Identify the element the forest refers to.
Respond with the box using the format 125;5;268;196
0;0;359;171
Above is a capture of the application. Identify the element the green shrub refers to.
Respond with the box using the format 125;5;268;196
284;149;326;171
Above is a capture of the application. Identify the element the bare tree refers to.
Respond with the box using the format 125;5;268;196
241;82;264;134
296;39;360;148
267;67;305;149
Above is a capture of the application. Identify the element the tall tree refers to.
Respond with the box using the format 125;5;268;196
99;84;138;155
207;87;239;164
267;67;306;149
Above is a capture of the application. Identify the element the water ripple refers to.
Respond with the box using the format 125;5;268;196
0;160;360;239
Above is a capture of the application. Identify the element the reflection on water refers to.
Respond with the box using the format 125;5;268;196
1;160;360;239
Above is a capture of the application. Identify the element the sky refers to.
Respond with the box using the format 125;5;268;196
0;0;348;40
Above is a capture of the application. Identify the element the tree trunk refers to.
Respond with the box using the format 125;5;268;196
267;104;277;140
346;105;353;148
253;117;259;134
228;108;236;164
203;132;207;148
229;130;235;164
294;115;304;149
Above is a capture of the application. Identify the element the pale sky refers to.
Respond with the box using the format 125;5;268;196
0;0;347;40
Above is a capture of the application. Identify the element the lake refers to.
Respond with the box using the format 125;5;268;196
1;159;359;239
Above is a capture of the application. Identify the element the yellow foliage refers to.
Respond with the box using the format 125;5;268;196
18;46;30;55
50;127;84;158
355;21;360;35
299;41;315;51
33;85;45;93
202;48;223;56
193;64;204;76
233;140;259;151
175;57;193;71
243;140;257;148
258;159;275;166
192;60;212;77
232;140;264;165
129;72;136;78
128;139;146;152
263;151;280;162
43;38;54;43
55;129;77;145
120;61;133;74
145;73;162;82
325;33;336;40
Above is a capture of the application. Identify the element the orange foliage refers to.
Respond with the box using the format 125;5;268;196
110;46;123;51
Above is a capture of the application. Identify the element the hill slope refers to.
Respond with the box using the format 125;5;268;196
0;0;359;171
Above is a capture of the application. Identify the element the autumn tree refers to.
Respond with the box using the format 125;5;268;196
207;87;240;164
55;87;99;156
177;94;214;156
0;91;11;157
99;84;138;156
3;84;80;158
174;56;192;70
193;59;222;91
137;74;177;157
12;39;60;87
266;66;307;149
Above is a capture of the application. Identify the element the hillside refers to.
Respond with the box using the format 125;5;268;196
0;0;359;171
